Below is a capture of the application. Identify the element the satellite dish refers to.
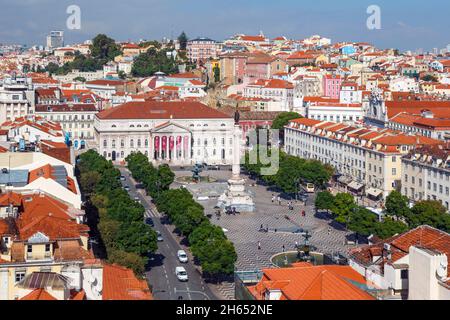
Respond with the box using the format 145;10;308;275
436;262;447;279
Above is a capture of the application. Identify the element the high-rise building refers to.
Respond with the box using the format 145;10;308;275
46;31;64;49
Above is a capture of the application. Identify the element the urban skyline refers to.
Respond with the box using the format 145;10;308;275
1;0;450;52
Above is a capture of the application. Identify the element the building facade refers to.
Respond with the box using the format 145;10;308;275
94;101;235;165
285;118;442;199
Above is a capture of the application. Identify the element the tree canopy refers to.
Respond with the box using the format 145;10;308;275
131;48;178;77
77;150;157;276
178;32;188;51
126;152;237;277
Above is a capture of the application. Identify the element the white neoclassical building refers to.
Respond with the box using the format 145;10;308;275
94;101;235;165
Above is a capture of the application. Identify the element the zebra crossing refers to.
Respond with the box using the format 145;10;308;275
145;208;162;218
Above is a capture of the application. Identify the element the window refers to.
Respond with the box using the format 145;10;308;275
15;271;26;283
27;245;32;253
392;168;396;175
103;140;107;147
45;244;51;252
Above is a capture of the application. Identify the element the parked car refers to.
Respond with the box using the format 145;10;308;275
123;185;130;191
156;231;163;242
145;217;154;227
175;266;188;281
177;250;188;263
119;176;126;181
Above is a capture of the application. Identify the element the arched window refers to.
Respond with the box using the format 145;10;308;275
112;125;116;128
137;125;142;128
221;123;226;127
130;124;135;128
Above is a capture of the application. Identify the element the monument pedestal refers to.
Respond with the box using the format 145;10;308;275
218;117;255;212
218;177;255;212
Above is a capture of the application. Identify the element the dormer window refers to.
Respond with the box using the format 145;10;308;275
27;245;32;253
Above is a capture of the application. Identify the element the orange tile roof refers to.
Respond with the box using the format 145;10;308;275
102;264;152;300
0;192;22;207
372;134;441;146
249;265;374;300
17;194;89;241
349;226;450;278
20;289;57;300
96;101;231;120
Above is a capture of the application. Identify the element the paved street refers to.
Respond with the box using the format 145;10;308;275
117;166;217;301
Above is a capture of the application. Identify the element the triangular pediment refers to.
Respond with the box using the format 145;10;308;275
28;231;50;244
152;121;190;133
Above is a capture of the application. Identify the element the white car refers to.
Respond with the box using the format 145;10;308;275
175;266;188;282
177;250;188;263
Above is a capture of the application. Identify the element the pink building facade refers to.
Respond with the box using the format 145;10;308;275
187;38;220;63
323;75;343;99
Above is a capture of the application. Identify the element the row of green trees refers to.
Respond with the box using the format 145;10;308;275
77;150;157;276
126;152;237;278
243;148;334;194
315;190;450;240
385;191;450;232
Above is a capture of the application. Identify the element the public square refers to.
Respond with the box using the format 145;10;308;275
172;168;359;298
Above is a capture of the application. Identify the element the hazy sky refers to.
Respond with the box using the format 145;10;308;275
1;0;449;51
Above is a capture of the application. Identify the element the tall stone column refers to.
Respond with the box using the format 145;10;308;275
232;124;242;179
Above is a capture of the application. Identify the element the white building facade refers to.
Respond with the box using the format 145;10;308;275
94;101;235;166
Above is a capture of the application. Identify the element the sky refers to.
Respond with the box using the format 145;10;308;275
0;0;449;52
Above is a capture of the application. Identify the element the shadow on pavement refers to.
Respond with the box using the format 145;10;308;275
146;253;166;269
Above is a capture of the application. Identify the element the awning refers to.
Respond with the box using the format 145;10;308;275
348;181;364;191
366;188;383;198
337;175;352;185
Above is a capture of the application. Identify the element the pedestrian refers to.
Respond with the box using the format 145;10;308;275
271;194;275;203
282;245;285;252
295;241;298;249
302;210;306;217
278;196;281;205
258;241;261;250
260;224;263;231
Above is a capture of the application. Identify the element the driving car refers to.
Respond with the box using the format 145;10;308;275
177;250;188;263
175;266;188;282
